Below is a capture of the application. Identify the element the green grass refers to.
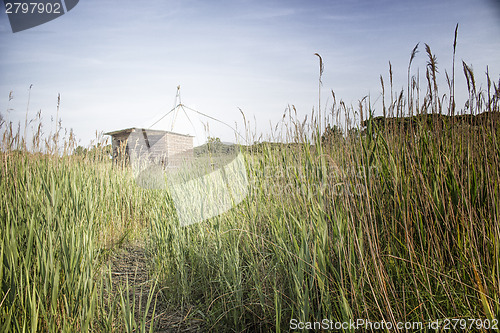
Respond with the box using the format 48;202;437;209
0;146;162;331
1;40;499;332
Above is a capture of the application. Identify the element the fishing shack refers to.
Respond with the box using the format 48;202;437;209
104;127;193;168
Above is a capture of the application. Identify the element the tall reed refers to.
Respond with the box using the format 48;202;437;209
148;41;500;331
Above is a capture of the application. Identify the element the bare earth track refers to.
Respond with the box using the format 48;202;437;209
106;243;204;332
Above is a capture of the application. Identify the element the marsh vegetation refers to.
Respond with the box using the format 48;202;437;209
1;40;499;332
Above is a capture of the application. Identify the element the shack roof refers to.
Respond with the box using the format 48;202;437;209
104;127;194;137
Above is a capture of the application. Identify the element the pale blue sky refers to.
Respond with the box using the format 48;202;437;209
1;0;499;146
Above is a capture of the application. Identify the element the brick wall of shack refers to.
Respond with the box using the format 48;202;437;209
166;132;193;167
138;131;169;165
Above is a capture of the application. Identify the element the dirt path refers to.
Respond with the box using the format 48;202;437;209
107;243;204;332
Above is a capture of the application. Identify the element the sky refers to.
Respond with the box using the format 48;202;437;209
0;0;499;147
